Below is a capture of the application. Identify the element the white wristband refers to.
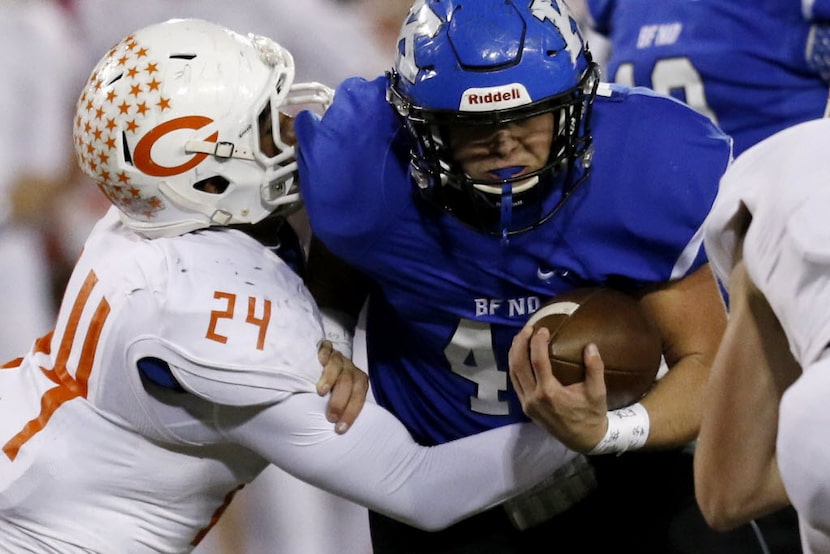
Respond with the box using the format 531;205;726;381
587;402;650;455
319;308;356;360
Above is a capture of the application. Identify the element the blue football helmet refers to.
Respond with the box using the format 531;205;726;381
387;0;599;238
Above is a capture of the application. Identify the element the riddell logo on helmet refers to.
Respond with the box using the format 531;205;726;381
459;84;531;112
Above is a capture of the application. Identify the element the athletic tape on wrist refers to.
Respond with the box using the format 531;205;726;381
320;308;356;359
587;402;650;455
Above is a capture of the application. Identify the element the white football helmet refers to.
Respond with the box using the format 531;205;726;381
73;18;333;238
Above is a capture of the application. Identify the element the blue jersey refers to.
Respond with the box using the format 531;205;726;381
296;76;731;446
586;0;830;155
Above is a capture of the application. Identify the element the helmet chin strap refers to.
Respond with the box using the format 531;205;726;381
158;180;234;225
186;139;256;161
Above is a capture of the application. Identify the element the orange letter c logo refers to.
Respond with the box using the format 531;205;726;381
134;116;219;177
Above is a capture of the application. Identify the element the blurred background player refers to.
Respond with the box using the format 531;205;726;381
583;0;830;156
0;18;580;553
695;116;830;554
71;0;389;89
0;0;83;362
292;0;773;551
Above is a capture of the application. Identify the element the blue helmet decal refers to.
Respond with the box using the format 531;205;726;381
394;0;590;112
395;0;443;86
530;0;585;66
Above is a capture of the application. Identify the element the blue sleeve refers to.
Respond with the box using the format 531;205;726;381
637;88;732;274
585;85;733;282
295;76;411;253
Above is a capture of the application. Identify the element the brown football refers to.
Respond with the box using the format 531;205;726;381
526;287;662;410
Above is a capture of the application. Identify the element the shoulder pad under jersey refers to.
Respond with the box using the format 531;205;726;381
126;229;323;406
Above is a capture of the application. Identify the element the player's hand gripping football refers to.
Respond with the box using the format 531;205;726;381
509;326;609;453
316;340;369;434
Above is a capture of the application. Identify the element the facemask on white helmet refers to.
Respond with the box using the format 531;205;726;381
73;18;333;238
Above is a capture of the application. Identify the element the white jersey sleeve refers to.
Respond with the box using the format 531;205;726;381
222;391;578;531
704;117;830;367
777;355;830;554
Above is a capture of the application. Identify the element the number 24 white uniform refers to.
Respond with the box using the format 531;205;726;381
0;207;575;553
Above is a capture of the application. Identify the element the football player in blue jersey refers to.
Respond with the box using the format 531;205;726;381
585;0;830;157
294;0;757;551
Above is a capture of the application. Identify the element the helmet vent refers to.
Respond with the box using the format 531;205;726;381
106;73;124;86
169;53;197;60
121;131;133;166
194;176;230;195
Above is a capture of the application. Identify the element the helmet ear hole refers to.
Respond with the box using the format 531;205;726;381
194;176;230;195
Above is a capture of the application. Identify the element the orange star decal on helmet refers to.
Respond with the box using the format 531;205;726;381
73;31;176;221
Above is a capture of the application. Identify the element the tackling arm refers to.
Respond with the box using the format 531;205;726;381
224;392;577;531
693;261;798;530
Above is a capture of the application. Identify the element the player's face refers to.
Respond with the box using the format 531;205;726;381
449;113;554;184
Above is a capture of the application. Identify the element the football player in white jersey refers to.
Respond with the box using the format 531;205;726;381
0;18;579;553
695;117;830;553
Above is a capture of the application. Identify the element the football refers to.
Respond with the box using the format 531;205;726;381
526;287;662;410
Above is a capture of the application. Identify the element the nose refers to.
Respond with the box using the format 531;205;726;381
489;128;519;157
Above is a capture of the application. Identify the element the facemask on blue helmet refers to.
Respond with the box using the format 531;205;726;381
387;0;599;239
